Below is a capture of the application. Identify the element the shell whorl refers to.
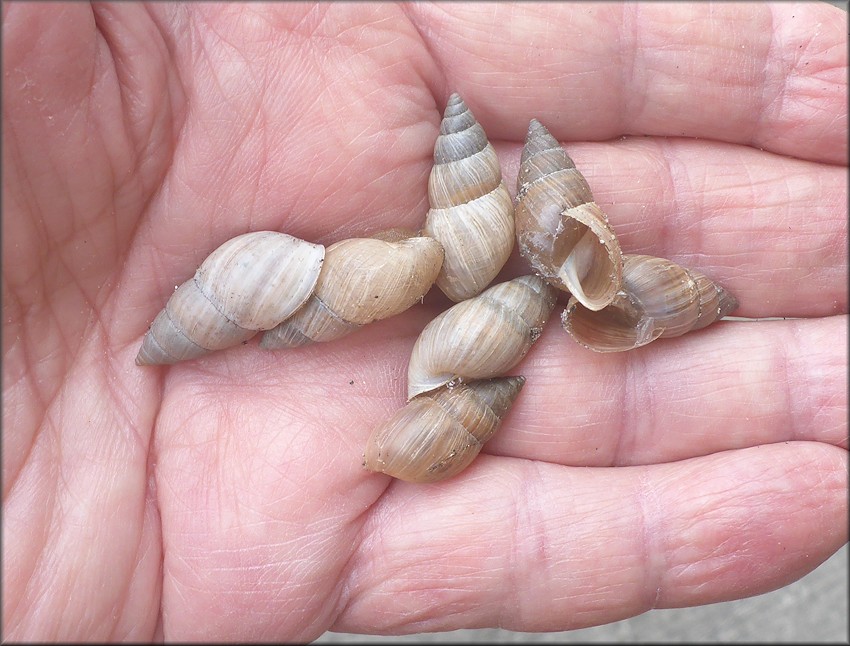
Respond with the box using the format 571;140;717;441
515;119;623;311
423;93;515;302
362;376;526;483
136;232;324;365
561;254;739;352
259;231;445;348
407;275;556;400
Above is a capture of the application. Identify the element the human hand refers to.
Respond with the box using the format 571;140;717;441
3;2;846;641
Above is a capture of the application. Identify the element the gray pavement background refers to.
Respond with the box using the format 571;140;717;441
317;1;848;642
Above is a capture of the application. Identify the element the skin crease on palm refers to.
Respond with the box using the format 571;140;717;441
1;1;847;642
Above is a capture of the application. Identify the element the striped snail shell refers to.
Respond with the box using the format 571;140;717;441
562;254;739;352
423;93;515;302
136;231;324;366
363;376;525;483
407;275;556;400
260;229;444;348
515;119;624;311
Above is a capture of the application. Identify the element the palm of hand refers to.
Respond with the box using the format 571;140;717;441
3;3;846;642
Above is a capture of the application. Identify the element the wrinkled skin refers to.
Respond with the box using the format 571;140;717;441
3;2;847;642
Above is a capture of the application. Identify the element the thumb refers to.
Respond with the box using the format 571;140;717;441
3;2;183;352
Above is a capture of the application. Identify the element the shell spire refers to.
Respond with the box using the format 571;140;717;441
423;93;515;301
515;118;623;311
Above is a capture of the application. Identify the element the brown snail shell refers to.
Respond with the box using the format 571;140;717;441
136;231;324;365
260;229;445;348
407;275;556;400
423;93;515;302
515;119;624;311
363;376;525;483
561;254;739;352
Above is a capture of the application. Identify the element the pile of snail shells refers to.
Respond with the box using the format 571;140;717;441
136;92;738;484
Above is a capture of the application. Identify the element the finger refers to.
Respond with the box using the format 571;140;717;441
162;309;845;470
488;314;847;466
2;1;112;495
494;136;848;318
2;3;177;302
3;3;181;363
407;1;847;164
334;441;847;634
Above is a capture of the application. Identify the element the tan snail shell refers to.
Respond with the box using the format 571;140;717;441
259;229;444;348
562;254;739;352
407;275;556;400
363;376;525;483
515;119;624;311
423;93;515;302
136;231;324;366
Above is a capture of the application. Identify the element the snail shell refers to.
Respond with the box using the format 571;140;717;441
515;119;623;311
407;275;556;400
423;93;515;302
363;376;525;483
260;229;444;348
561;254;739;352
136;231;324;365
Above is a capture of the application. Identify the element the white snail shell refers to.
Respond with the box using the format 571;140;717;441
515;119;624;311
407;275;556;400
136;231;324;365
423;93;515;302
562;254;739;352
363;376;525;483
260;229;444;348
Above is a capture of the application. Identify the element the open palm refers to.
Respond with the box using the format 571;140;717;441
3;2;847;642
